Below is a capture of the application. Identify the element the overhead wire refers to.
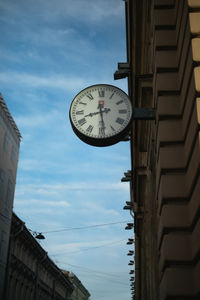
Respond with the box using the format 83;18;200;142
50;239;127;257
41;220;131;234
56;261;129;286
56;261;128;278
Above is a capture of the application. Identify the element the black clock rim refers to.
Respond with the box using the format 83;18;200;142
69;83;132;147
70;83;131;104
70;118;132;147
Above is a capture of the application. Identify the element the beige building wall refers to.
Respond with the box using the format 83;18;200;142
154;1;200;299
0;93;21;298
122;0;200;299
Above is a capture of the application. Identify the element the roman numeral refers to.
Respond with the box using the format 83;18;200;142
119;109;127;114
78;118;86;126
86;125;93;133
86;93;94;100
116;100;123;105
98;90;105;97
116;117;125;125
76;110;84;115
79;102;87;105
99;127;105;135
110;125;116;131
110;92;115;99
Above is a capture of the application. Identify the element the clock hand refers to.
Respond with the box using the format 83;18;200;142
98;104;106;135
104;108;111;113
84;112;97;117
84;108;111;117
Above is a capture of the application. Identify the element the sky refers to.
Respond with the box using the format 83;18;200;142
0;1;134;300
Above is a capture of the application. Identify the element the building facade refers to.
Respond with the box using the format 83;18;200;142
65;273;90;300
0;93;21;298
115;0;200;299
4;212;74;300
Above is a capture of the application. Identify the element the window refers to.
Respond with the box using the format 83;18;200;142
4;179;13;215
0;169;5;201
11;146;16;164
3;133;9;152
0;230;6;262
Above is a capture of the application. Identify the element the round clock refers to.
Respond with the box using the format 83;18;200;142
69;84;132;147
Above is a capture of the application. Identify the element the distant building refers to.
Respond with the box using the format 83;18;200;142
63;272;90;300
0;93;21;298
4;212;74;300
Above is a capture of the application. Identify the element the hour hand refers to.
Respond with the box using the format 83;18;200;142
104;108;111;114
84;112;99;117
85;112;94;117
85;108;111;117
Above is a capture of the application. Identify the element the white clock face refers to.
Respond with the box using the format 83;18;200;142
69;84;132;146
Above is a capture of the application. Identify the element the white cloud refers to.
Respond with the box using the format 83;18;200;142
47;238;125;256
0;0;123;25
59;0;123;22
0;72;85;91
15;181;129;197
15;109;64;128
26;27;75;47
16;198;70;207
82;201;120;217
17;156;131;180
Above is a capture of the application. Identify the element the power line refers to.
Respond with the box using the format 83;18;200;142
57;261;127;278
41;220;131;234
56;261;129;286
50;239;126;257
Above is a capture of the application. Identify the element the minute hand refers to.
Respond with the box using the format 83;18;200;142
85;108;110;117
99;104;106;135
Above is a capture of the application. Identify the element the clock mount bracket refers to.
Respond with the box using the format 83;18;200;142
132;108;155;120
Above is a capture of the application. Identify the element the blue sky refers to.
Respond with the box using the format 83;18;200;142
0;1;134;299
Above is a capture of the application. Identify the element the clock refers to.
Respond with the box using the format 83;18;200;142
69;84;133;147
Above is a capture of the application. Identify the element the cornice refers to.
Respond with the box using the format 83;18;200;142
0;93;22;142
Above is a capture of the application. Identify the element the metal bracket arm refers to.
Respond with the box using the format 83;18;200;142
132;108;155;120
114;62;131;80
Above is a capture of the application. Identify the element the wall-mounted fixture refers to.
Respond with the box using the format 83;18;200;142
114;62;130;80
29;229;46;240
123;205;133;210
123;204;134;210
124;200;134;210
35;233;45;240
131;282;135;286
127;238;134;245
121;170;132;182
125;223;134;230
